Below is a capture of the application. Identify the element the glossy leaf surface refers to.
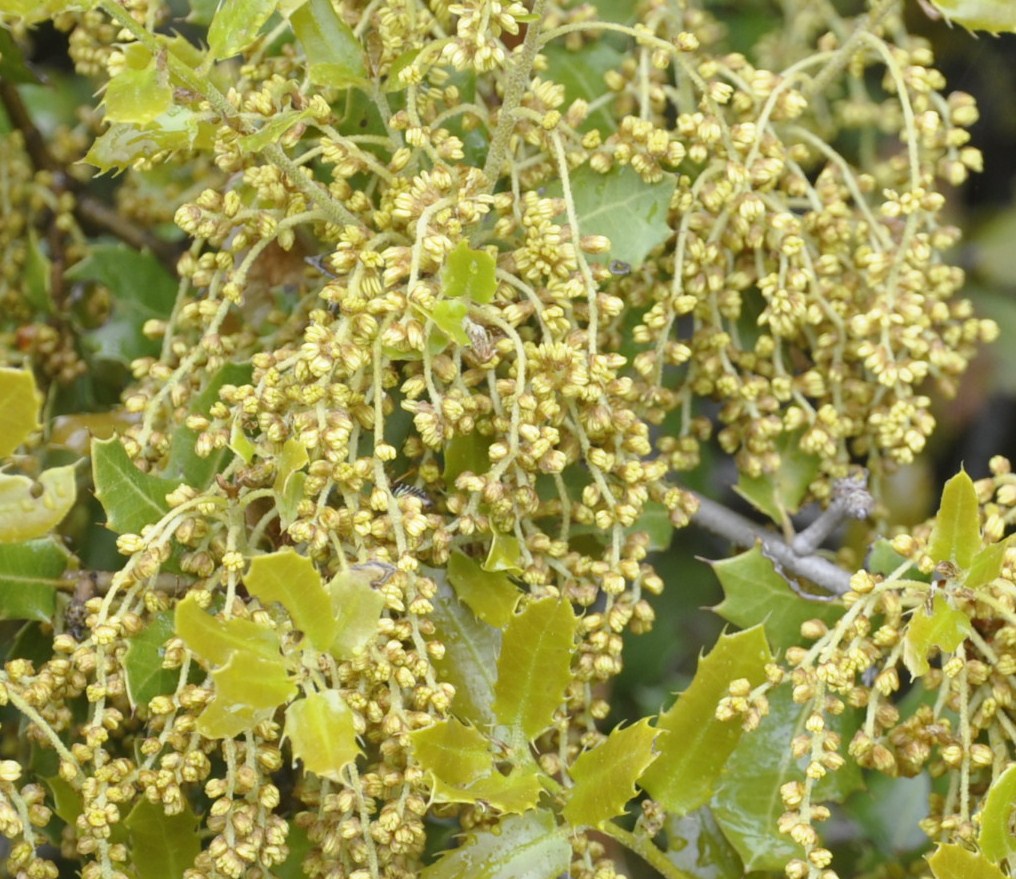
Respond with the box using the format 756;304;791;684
195;699;275;739
124;799;200;879
208;0;277;60
0;465;77;543
410;718;492;786
0;539;67;622
562;719;659;828
92;437;178;534
289;0;366;88
125;610;179;706
641;625;772;816
663;808;744;879
928;469;981;568
430;765;542;815
443;241;496;303
175;592;282;666
327;569;385;659
447;551;519;628
903;595;973;677
483;533;523;574
493;597;576;741
246;550;337;651
926;0;1016;33
284;690;361;782
926;843;1007;879
212;651;295;710
711;546;843;650
977;762;1016;862
420;811;570;879
0;368;42;457
103;61;172;125
431;299;470;345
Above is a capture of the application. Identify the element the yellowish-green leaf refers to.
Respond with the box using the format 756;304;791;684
484;533;523;575
124;798;200;879
246;550;337;651
384;49;419;92
966;536;1015;590
0;368;42;458
289;0;367;88
208;0;278;60
926;843;1007;879
431;299;470;345
103;61;172;125
0;538;67;622
640;626;772;816
239;109;313;152
0;465;77;543
327;569;385;659
174;592;282;666
230;421;256;464
284;690;361;782
273;438;309;493
928;469;981;569
410;718;493;786
562;719;660;828
447;551;520;628
977;763;1016;863
443;241;497;303
92;437;178;534
903;595;973;677
212;650;295;710
925;0;1016;33
420;811;569;879
430;765;542;815
196;697;275;739
493;597;576;742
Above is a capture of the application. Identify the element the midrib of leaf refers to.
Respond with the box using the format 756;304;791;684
573;183;665;228
441;596;497;700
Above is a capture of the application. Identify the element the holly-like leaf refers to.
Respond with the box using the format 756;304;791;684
711;686;862;871
734;432;820;524
663;808;744;879
966;535;1015;590
903;595;973;677
84;110;208;174
548;165;676;268
92;437;179;534
430;765;542;815
443;241;497;303
124;799;200;879
68;245;178;365
207;0;278;61
239;109;314;152
641;625;772;816
711;546;843;650
926;843;1007;879
174;592;283;666
410;718;493;786
420;811;570;879
196;651;295;737
431;299;470;345
103;60;172;125
284;690;361;782
493;597;576;742
447;551;520;628
125;610;180;706
194;699;275;739
928;469;981;569
246;550;337;651
0;538;68;622
0;368;42;458
289;0;367;88
924;0;1016;33
483;533;523;575
327;569;386;659
976;763;1016;863
562;719;660;828
0;465;78;543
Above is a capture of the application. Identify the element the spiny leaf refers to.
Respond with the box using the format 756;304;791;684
926;843;1007;879
493;597;576;742
924;0;1016;33
103;60;172;125
174;592;283;666
429;765;542;816
443;241;497;303
245;550;337;651
410;718;492;786
903;595;973;678
965;535;1015;590
928;469;981;569
211;650;295;710
977;762;1016;863
640;625;772;817
207;0;278;61
447;551;520;628
483;533;523;575
289;0;367;88
562;719;660;828
0;368;42;457
92;437;179;534
124;798;200;879
0;465;78;543
284;690;361;782
327;569;386;659
0;538;68;622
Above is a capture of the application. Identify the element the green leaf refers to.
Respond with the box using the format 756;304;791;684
0;465;78;543
712;685;862;870
734;432;820;524
548;165;676;268
663;808;744;879
640;626;772;816
84;110;209;174
68;244;178;364
979;763;1016;862
0;26;41;83
925;0;1016;33
868;539;927;581
966;536;1015;590
903;595;973;677
383;48;419;92
542;42;624;133
175;592;283;666
207;0;278;60
483;533;523;575
92;437;179;534
0;538;67;622
630;500;674;552
431;299;470;345
711;546;843;650
926;843;1007;879
444;432;492;484
212;649;295;709
274;823;312;879
420;811;570;879
289;0;367;88
493;597;576;742
273;438;309;494
562;719;660;828
239;108;313;152
246;550;337;651
0;1;96;24
195;698;275;739
429;576;499;725
443;241;497;303
447;551;520;628
928;469;981;569
284;690;361;782
0;368;42;457
24;229;53;312
103;60;173;125
410;718;493;786
848;771;931;856
327;569;386;659
125;610;179;706
429;765;542;815
124;798;200;879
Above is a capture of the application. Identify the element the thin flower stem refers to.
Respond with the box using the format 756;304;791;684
601;821;696;879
